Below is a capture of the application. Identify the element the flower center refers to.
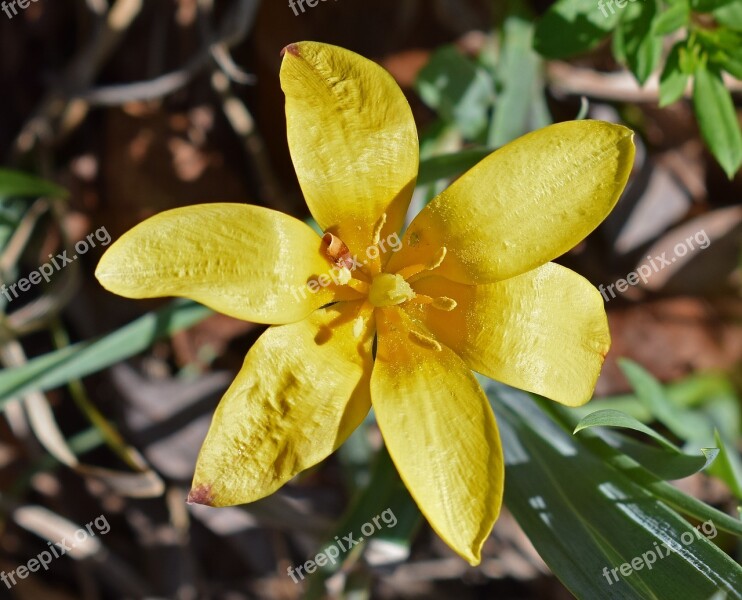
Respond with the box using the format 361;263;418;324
368;273;415;307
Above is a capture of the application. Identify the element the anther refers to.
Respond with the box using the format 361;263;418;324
426;247;447;271
371;213;387;246
431;296;457;311
323;232;355;270
395;246;448;282
353;316;364;339
409;330;442;352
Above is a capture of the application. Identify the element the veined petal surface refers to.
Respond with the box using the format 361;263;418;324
281;41;418;257
188;302;374;506
387;121;635;283
371;308;504;565
96;203;352;324
407;263;610;407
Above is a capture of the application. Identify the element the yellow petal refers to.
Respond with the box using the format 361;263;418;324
387;121;635;284
281;41;418;259
371;308;504;565
188;301;374;506
407;263;610;407
96;203;357;324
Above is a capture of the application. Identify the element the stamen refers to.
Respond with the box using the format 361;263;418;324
427;247;448;271
346;278;369;295
409;330;442;352
353;300;373;339
336;267;352;285
323;232;355;270
407;294;434;306
395;246;448;282
353;316;364;339
431;296;457;311
405;294;457;311
371;213;387;246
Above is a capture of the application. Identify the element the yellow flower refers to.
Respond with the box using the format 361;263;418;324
95;41;635;565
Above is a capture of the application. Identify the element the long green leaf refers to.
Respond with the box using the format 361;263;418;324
575;409;681;450
0;300;212;408
534;0;619;58
416;46;494;141
693;62;742;178
603;432;718;481
0;169;68;199
488;382;742;600
490;0;550;146
417;147;492;186
619;359;705;442
714;2;742;29
615;0;663;85
659;42;691;106
573;409;719;480
708;430;742;500
304;446;421;599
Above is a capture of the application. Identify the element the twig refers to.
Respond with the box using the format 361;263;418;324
77;0;260;106
211;70;291;212
13;0;144;157
547;60;742;103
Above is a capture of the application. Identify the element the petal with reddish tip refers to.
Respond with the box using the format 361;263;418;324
281;41;418;259
190;301;374;506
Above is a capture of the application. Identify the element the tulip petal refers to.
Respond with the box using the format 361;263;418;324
96;203;358;325
371;307;504;565
407;263;610;407
387;121;635;283
188;301;374;506
281;42;418;259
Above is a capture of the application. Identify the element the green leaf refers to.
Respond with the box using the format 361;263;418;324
488;382;742;600
719;52;742;78
660;42;691;106
644;477;742;537
415;46;494;141
693;63;742;178
417;147;493;186
618;359;705;442
714;2;742;29
574;409;718;480
533;0;619;59
304;446;421;599
691;0;737;13
554;398;742;538
607;432;718;481
702;31;742;77
0;299;212;409
489;0;551;146
707;430;742;499
652;0;690;35
615;0;664;84
575;409;681;450
0;169;68;199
